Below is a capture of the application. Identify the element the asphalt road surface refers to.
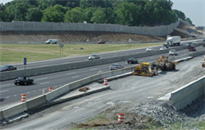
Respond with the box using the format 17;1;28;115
1;39;203;70
1;54;204;130
0;39;205;108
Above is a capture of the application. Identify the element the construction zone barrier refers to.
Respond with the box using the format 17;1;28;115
104;78;108;85
118;113;124;123
49;87;53;92
21;94;26;102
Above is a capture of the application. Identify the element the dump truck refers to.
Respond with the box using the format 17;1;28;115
154;55;176;71
132;62;158;77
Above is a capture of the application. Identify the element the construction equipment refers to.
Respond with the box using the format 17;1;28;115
201;56;205;67
132;62;158;77
154;55;176;71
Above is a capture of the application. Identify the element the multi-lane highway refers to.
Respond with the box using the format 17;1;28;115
0;39;204;109
2;54;205;130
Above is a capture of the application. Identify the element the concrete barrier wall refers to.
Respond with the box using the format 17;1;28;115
168;75;205;110
0;20;180;36
2;103;28;119
26;95;47;110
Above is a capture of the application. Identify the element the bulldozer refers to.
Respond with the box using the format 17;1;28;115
154;55;176;71
132;62;158;77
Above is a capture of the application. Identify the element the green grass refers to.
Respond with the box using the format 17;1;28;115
0;43;162;65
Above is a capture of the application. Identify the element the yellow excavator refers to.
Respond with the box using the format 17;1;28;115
154;55;176;71
132;62;158;77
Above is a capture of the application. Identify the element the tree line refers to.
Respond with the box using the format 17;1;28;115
0;0;194;27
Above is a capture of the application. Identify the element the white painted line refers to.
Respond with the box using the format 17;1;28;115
0;90;9;93
27;92;30;94
6;96;9;99
40;82;49;85
90;68;98;71
66;72;76;75
0;84;12;88
72;76;79;78
36;77;48;81
14;95;17;97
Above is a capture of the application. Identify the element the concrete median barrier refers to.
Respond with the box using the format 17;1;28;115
26;95;47;110
45;89;60;101
69;80;82;91
0;111;5;121
2;102;28;119
168;75;205;110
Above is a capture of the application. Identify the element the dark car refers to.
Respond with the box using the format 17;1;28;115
14;76;34;85
188;46;196;51
162;43;169;48
97;41;106;44
127;58;138;64
0;65;17;72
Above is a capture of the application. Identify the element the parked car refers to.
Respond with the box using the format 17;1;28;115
14;76;34;85
110;63;124;70
88;54;100;60
45;39;58;44
145;47;154;52
188;46;196;51
0;65;17;72
169;49;177;56
97;41;106;44
127;58;138;64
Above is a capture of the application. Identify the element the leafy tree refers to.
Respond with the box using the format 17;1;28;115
91;7;106;23
172;9;186;20
25;8;43;21
185;17;194;25
84;7;97;23
64;7;84;23
41;5;65;22
0;4;10;21
38;0;56;10
65;0;80;8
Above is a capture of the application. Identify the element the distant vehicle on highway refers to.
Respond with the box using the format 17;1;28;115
166;36;181;46
187;42;193;48
110;63;123;70
162;43;169;48
145;47;154;52
127;58;138;64
14;76;34;85
159;46;167;50
45;39;58;44
97;41;106;44
0;65;17;72
188;46;196;51
88;54;100;60
202;39;205;47
169;49;177;56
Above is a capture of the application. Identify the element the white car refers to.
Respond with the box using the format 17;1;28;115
110;63;124;70
146;47;154;52
159;47;167;50
45;39;59;44
88;54;100;60
169;49;177;56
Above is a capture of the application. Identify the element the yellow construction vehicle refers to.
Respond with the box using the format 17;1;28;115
202;56;205;67
132;62;158;77
154;55;176;71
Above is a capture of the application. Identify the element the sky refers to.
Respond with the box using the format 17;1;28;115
1;0;204;27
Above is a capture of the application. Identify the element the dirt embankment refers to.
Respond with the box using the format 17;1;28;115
0;21;199;43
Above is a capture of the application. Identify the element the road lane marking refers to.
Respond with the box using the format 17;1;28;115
0;90;9;93
72;76;79;78
90;68;98;71
14;95;17;97
66;72;76;75
40;82;49;85
6;96;9;99
0;84;12;88
36;77;48;81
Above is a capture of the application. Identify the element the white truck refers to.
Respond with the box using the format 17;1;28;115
166;36;181;46
45;39;59;44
